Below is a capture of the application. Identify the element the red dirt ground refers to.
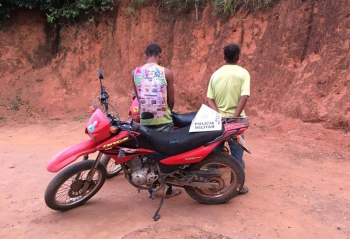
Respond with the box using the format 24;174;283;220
0;114;349;239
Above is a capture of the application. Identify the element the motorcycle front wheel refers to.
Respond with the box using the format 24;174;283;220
101;155;122;178
185;151;245;204
44;160;107;211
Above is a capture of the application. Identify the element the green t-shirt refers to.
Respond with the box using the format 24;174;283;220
207;65;250;117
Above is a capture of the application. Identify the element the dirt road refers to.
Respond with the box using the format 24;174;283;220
0;115;349;239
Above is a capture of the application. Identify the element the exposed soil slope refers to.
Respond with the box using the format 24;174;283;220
0;0;349;129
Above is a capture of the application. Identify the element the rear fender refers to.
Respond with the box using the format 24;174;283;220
46;140;97;172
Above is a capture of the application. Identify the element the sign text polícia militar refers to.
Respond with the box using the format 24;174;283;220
189;104;222;132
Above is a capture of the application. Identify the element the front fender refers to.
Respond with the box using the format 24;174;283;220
46;140;97;172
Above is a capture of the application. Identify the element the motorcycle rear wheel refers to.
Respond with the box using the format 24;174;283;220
101;155;122;178
44;160;107;211
184;152;245;204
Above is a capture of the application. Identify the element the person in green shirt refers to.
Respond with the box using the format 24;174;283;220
206;43;250;194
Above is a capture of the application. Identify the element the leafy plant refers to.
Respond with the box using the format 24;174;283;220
8;95;22;111
0;0;276;26
162;0;206;21
131;0;145;6
1;0;117;26
10;100;19;110
212;0;276;17
122;7;135;16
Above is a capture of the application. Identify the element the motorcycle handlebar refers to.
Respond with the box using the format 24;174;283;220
131;122;150;137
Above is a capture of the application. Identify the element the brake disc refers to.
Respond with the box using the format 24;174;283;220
68;180;96;197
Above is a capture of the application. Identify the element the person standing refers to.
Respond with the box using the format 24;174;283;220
131;43;181;198
206;43;250;194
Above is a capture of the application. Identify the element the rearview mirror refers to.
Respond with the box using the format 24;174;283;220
98;68;104;80
141;112;154;120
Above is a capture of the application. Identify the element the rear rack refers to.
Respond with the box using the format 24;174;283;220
205;117;249;145
222;116;249;126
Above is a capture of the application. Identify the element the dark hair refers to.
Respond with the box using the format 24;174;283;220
145;44;162;57
224;44;240;63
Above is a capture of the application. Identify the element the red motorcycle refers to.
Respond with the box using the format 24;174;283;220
101;97;232;177
44;69;250;221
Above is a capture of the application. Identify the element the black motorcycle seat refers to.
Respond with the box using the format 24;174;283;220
146;125;224;156
172;111;197;128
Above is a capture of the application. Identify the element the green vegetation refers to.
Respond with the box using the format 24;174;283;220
0;0;117;26
73;114;89;122
162;0;207;12
162;0;275;18
10;99;19;110
0;0;275;26
5;94;23;110
212;0;276;16
122;7;135;16
122;0;144;16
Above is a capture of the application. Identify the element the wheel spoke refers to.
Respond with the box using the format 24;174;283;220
54;169;102;206
45;160;107;211
195;163;237;197
183;152;244;205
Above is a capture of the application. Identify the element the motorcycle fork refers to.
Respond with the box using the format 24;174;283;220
72;154;90;181
80;152;104;194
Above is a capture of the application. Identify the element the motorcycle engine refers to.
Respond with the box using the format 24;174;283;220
126;156;159;186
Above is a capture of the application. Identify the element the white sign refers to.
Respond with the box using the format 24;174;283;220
189;104;222;132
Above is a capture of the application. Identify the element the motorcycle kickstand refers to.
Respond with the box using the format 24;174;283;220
152;187;167;221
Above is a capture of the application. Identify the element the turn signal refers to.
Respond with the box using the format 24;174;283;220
89;105;98;113
109;126;118;134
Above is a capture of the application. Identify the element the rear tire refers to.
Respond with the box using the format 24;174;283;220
101;155;122;178
44;160;107;211
185;152;245;204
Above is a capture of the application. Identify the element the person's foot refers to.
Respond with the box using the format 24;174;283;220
146;190;152;198
239;186;249;195
165;188;182;198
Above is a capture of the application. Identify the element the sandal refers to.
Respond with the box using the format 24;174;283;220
165;188;182;198
239;186;249;195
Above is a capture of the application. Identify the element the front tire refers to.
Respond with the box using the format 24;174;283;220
185;152;245;204
44;160;107;211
